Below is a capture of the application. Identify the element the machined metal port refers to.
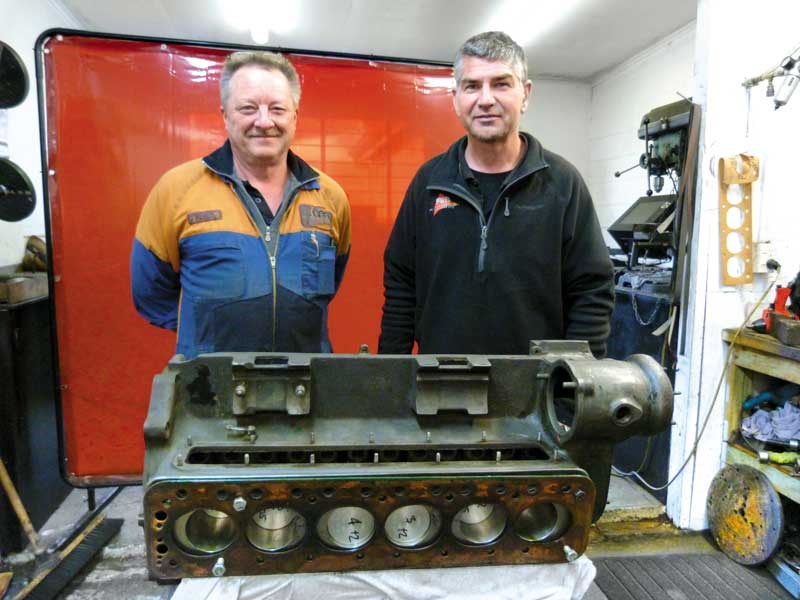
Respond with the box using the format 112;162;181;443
384;504;442;549
547;366;578;435
514;502;571;543
173;509;237;555
316;506;375;550
450;503;507;546
246;507;307;552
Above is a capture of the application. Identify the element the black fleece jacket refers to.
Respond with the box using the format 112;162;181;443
378;133;615;357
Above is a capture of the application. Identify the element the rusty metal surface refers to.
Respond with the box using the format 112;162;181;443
142;344;673;579
145;474;595;579
707;464;784;566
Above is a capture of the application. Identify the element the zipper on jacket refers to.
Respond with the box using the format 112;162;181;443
225;179;279;349
425;147;550;275
206;164;320;351
478;225;488;272
427;184;488;273
310;231;320;257
269;254;277;348
477;163;549;269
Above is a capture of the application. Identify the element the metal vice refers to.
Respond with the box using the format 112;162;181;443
142;341;672;580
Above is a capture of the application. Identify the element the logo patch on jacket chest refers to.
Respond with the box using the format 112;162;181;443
187;210;222;224
299;204;333;228
432;193;458;217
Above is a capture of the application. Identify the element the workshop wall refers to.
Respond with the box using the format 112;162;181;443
587;22;696;247
670;0;800;530
521;78;591;180
0;0;79;266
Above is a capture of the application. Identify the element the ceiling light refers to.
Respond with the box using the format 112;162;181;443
222;0;299;44
485;0;586;47
251;23;270;45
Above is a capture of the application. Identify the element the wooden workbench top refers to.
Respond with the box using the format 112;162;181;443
722;327;800;362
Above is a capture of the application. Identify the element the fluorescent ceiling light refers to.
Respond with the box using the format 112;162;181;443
222;0;299;44
251;23;270;44
485;0;586;47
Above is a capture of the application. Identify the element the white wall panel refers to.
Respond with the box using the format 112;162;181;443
0;0;78;266
522;78;592;179
588;23;696;247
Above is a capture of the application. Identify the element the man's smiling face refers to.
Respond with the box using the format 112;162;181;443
453;56;531;143
222;65;298;166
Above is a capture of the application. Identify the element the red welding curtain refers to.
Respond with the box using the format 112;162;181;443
43;34;462;482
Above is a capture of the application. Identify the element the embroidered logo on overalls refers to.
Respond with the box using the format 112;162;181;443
187;210;222;224
300;204;333;228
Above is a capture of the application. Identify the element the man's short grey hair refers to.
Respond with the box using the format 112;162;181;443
220;51;301;108
454;31;528;85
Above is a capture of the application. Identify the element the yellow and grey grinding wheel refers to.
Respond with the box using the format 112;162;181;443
707;464;784;566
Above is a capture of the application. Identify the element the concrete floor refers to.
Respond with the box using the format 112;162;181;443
2;477;670;599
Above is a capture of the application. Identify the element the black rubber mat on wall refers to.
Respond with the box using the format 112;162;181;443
594;554;791;599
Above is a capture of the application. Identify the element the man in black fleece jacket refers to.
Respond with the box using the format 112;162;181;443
378;31;614;358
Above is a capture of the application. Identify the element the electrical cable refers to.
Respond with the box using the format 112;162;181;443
669;170;679;196
613;275;778;492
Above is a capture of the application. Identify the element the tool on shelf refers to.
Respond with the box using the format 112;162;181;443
750;265;800;345
743;382;800;410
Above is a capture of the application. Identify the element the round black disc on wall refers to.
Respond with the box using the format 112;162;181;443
0;42;29;108
0;158;36;221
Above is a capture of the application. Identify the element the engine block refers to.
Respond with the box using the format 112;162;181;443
142;341;672;580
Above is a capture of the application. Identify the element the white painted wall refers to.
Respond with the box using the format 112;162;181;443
0;0;79;266
587;23;696;246
523;78;592;180
668;0;800;530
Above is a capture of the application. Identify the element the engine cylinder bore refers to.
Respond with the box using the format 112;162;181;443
514;502;571;543
384;504;442;549
173;509;237;555
316;506;375;550
450;503;507;546
246;507;307;552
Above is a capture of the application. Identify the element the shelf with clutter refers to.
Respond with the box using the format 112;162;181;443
722;327;800;503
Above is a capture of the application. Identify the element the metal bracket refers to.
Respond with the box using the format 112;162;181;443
529;340;591;356
232;355;311;415
414;356;490;415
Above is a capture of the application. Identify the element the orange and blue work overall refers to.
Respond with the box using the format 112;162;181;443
131;141;351;358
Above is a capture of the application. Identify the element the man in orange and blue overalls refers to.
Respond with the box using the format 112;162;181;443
131;51;351;358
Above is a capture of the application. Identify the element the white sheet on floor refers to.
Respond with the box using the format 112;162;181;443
171;556;596;600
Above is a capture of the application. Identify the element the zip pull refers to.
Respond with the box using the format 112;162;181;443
504;196;510;217
478;224;489;273
265;226;272;243
310;231;320;257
